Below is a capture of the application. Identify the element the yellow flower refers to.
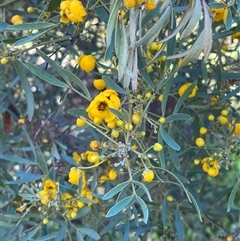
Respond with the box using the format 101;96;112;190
1;57;8;65
124;0;136;8
145;0;156;10
149;42;162;52
167;195;174;202
86;151;100;164
211;7;228;24
132;112;141;125
142;169;154;182
89;140;100;151
77;55;96;73
208;114;215;121
218;115;228;125
199;127;207;135
76;117;86;127
153;143;163;152
202;158;219;177
68;167;86;187
60;0;86;23
38;180;57;206
86;89;121;123
99;174;109;184
232;32;240;39
11;15;23;25
178;83;198;98
93;79;106;90
73;151;81;164
232;122;240;137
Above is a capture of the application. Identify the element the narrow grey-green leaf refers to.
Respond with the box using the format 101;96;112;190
118;18;128;81
135;6;171;47
227;182;239;212
13;60;34;121
67;108;88;117
34;232;58;241
24;62;68;88
161;195;167;226
202;0;213;61
175;207;184;241
160;126;180;151
36;145;48;175
180;0;202;39
18;225;40;241
109;108;127;121
6;22;55;31
1;155;36;165
103;181;129;200
106;0;122;48
168;145;180;170
136;196;149;224
177;31;204;69
79;228;100;240
54;222;67;241
159;4;193;43
102;75;125;94
134;181;153;202
106;196;133;217
165;113;192;122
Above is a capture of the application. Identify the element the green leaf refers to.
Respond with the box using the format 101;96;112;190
225;8;232;31
36;145;48;175
103;181;129;200
161;195;167;226
34;232;58;241
180;0;202;39
1;155;36;165
109;108;127;121
47;0;61;12
227;182;239;212
158;130;165;168
54;222;67;241
136;196;149;224
6;22;56;31
168;145;180;170
102;75;125;94
79;228;100;240
173;80;198;114
175;207;184;241
24;62;68;88
161;77;173;116
165;113;192;122
106;0;122;48
134;181;153;202
18;226;40;241
22;126;36;161
160;126;180;151
77;232;84;241
14;29;50;46
67;108;88;117
135;6;171;47
13;60;34;121
0;221;16;228
106;196;134;217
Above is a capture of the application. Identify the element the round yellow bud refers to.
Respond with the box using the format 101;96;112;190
208;114;215;121
221;109;229;116
76;117;85;127
167;195;174;202
142;169;154;182
43;218;49;225
153;143;163;152
11;15;23;25
178;83;198;98
111;130;119;138
93;79;106;90
116;120;123;127
158;94;163;102
1;57;8;65
218;115;228;125
27;7;34;13
194;159;200;165
145;0;156;10
137;94;142;100
158;116;166;124
145;92;152;99
199;127;207;135
77;55;96;73
195;137;205;147
107;120;116;129
124;123;133;131
89;140;100;151
70;211;77;219
132;112;141;125
93;117;103;125
108;169;117;180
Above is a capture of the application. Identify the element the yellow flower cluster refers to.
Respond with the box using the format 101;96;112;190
178;82;198;98
60;0;86;23
38;179;57;206
86;89;121;125
202;158;219;177
68;167;86;187
123;0;156;10
211;7;228;24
